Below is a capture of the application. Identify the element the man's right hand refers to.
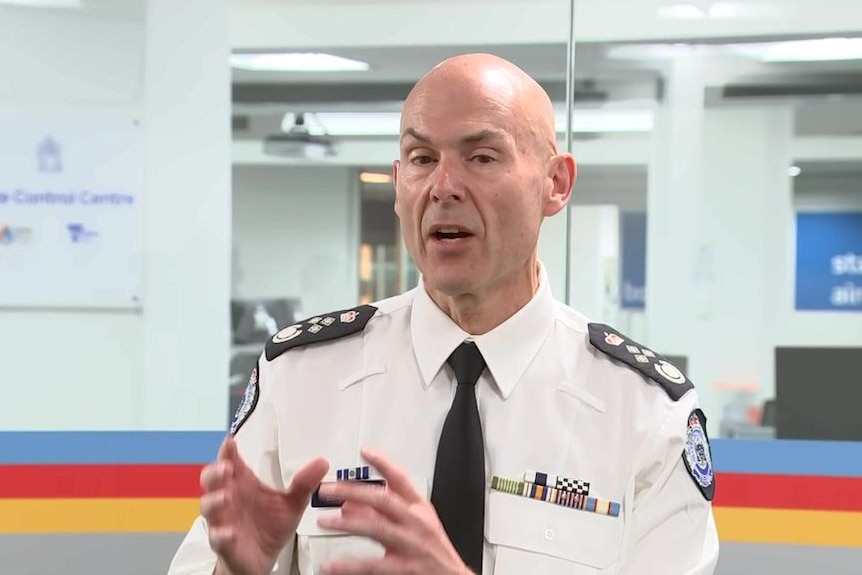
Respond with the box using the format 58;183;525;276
200;436;329;575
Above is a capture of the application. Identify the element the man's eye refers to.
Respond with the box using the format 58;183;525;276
473;155;495;163
411;156;434;166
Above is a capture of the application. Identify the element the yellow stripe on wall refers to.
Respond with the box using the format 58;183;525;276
715;507;862;548
0;498;199;533
5;498;862;547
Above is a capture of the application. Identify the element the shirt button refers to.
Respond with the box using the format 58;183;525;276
544;528;556;541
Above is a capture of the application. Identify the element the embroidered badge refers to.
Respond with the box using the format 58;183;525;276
683;408;715;501
605;332;625;346
230;365;259;436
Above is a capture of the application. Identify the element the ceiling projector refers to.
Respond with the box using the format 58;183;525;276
264;113;338;160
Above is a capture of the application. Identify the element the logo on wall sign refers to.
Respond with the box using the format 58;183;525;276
0;224;34;245
37;137;63;174
67;223;98;243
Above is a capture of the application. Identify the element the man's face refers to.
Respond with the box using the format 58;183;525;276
393;75;552;297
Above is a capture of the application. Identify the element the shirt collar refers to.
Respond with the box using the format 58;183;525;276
410;261;556;398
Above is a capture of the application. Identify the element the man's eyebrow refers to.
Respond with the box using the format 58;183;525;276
401;128;432;144
459;129;507;145
400;127;509;146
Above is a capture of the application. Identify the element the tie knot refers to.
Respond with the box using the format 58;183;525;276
447;342;487;386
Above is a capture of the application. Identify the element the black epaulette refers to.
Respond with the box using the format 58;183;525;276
587;323;694;401
265;304;378;362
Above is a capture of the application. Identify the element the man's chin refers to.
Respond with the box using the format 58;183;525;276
422;273;478;298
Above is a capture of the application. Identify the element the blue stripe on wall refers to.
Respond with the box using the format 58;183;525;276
2;433;862;476
0;432;224;464
712;439;862;477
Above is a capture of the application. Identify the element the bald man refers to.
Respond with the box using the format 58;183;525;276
168;54;719;575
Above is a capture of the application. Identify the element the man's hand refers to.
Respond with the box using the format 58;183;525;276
316;448;472;575
200;436;329;575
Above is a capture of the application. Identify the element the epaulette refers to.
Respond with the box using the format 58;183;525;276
265;304;378;362
587;323;694;401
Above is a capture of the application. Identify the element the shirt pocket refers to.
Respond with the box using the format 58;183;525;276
486;489;624;575
295;508;384;575
292;475;429;575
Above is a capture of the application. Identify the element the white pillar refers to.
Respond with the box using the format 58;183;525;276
567;205;620;323
141;0;232;429
647;58;794;435
539;211;569;301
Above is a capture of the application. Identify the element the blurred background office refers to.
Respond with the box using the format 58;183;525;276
0;0;860;573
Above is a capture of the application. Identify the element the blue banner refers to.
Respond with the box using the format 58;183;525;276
795;212;862;311
620;212;647;310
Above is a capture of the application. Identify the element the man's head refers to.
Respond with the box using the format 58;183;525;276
393;53;576;301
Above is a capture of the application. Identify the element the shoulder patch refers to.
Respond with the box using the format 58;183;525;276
230;362;259;436
587;323;694;401
265;304;378;362
683;408;715;501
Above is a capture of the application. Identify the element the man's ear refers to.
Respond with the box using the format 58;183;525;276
544;153;577;217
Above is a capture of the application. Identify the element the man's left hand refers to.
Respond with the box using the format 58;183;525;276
316;447;473;575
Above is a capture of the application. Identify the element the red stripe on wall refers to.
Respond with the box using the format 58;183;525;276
714;473;862;512
0;465;203;498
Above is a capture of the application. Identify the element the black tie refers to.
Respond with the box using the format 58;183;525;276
431;341;487;574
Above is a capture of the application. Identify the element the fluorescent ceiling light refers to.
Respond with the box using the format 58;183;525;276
607;43;717;61
729;38;862;62
0;0;81;6
283;112;399;136
656;2;776;20
360;172;393;184
555;109;655;133
231;53;370;72
286;110;653;138
656;3;706;20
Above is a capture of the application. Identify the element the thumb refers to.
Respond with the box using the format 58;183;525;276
286;458;330;505
217;435;239;463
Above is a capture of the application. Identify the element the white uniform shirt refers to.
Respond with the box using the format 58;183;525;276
169;263;719;575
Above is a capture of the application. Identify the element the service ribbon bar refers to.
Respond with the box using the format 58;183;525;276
524;470;590;496
337;466;370;481
492;475;620;518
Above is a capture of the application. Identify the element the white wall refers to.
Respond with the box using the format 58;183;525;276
0;1;231;431
232;165;360;318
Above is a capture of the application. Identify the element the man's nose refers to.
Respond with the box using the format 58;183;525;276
429;156;466;203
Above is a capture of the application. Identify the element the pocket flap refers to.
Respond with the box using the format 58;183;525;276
486;490;624;568
295;474;428;537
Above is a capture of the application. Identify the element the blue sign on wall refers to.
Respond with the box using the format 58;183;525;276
620;212;647;310
795;212;862;311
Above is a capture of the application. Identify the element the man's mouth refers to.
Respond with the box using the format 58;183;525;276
433;227;473;241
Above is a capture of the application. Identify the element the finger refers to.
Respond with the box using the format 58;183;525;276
317;512;409;552
321;556;411;575
341;500;379;521
360;447;423;504
207;525;236;556
285;457;330;506
217;435;238;463
200;489;229;524
200;461;233;492
319;481;410;525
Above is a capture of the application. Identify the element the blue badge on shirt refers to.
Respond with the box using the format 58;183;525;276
683;409;715;501
230;364;259;436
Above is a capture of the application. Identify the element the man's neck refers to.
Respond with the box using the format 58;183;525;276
425;259;541;335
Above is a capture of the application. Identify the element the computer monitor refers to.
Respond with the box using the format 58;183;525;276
775;346;862;441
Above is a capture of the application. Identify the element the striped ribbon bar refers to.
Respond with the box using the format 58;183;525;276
491;475;621;518
524;470;590;495
337;466;370;481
